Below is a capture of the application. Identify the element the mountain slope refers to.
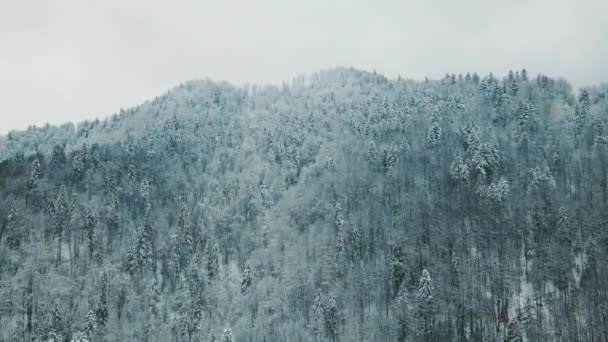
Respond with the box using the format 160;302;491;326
1;68;607;342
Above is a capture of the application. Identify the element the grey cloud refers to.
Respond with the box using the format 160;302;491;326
1;0;607;134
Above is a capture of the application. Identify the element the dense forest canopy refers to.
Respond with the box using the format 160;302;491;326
1;68;607;341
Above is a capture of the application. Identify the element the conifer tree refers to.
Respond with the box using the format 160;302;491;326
31;158;42;185
324;295;339;342
206;238;220;280
222;327;233;342
96;272;109;329
241;265;252;295
416;269;434;341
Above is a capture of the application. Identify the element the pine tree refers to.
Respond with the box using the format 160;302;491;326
127;142;137;183
90;143;101;169
51;302;63;337
556;206;572;243
515;100;533;140
51;144;66;167
578;89;590;113
73;152;85;180
69;331;89;342
324;149;337;173
31;158;43;185
334;202;347;278
427;114;442;149
45;329;62;342
206;238;220;280
84;309;96;337
462;122;480;155
449;153;470;183
505;320;522;341
241;265;252;295
396;281;410;342
519;297;535;329
222;327;233;342
83;208;96;258
96;272;109;329
368;140;378;165
147;280;161;318
137;223;154;273
351;227;361;260
313;289;324;341
178;200;193;268
573;105;586;148
324;295;339;342
125;233;138;274
416;269;434;341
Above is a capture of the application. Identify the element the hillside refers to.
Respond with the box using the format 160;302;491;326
1;68;607;342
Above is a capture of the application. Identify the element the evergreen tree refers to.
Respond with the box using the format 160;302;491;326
206;238;220;280
73;152;85;180
96;272;109;329
449;153;469;184
416;269;434;341
83;208;96;258
84;309;96;337
427;114;442;148
519;297;535;330
313;289;324;340
241;264;252;295
222;327;233;342
70;331;89;342
396;281;410;342
31;157;43;185
324;295;339;342
505;320;522;342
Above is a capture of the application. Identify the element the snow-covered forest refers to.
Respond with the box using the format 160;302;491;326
0;68;607;341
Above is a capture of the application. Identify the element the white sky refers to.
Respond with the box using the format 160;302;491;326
1;0;607;134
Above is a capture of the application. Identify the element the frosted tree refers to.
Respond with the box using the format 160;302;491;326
416;269;434;341
334;202;347;278
206;238;220;280
519;297;535;330
395;281;410;342
367;140;378;166
96;272;109;329
324;295;339;342
51;144;66;167
528;167;556;191
44;330;62;342
178;199;193;268
241;264;252;295
147;280;161;318
73;152;85;180
324;149;337;173
312;289;324;341
222;327;233;342
480;142;499;176
83;208;96;258
127;142;137;183
505;320;522;342
515;100;533;141
84;309;96;337
556;206;572;243
90;143;101;168
138;223;154;273
31;157;43;185
69;331;89;342
462;122;481;155
449;153;469;184
350;227;361;260
427;114;442;149
578;89;590;113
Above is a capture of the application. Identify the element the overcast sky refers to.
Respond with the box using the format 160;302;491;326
1;0;607;134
